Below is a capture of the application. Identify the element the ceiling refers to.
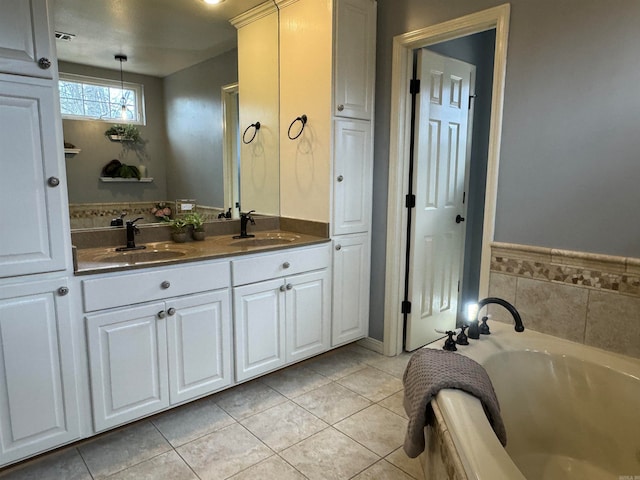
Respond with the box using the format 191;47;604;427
53;0;268;77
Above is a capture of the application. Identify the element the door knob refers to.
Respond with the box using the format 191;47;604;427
337;104;345;112
167;307;176;316
455;214;465;224
157;310;166;319
337;175;344;182
47;176;60;187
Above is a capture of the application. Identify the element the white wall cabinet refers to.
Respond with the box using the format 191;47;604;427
0;278;80;465
0;0;54;79
233;244;331;381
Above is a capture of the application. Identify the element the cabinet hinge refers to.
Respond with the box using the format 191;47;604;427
462;191;466;204
469;94;477;109
401;300;412;314
405;194;416;209
457;280;460;293
409;79;421;95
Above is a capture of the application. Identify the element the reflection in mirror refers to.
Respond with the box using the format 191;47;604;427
53;0;277;230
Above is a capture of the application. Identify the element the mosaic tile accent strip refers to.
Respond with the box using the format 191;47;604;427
490;242;640;298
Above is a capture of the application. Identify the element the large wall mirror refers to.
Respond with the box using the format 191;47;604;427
53;0;279;230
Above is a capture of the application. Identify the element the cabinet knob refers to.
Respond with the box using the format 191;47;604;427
57;286;69;296
335;244;342;251
47;176;60;187
337;104;345;112
283;262;290;269
38;57;52;69
286;283;293;290
167;307;176;316
337;175;344;183
157;310;166;319
279;285;286;292
161;281;171;289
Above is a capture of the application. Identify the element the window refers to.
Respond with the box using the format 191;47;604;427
58;73;145;124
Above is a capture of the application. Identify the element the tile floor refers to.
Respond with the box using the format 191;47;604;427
0;344;425;480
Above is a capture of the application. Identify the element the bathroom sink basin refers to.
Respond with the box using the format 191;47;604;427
228;233;300;247
96;248;187;264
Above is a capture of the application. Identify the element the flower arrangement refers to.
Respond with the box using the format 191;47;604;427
105;124;142;143
151;202;172;219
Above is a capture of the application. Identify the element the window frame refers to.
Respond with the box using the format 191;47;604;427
58;72;146;125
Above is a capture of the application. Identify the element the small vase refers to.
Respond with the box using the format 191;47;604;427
172;232;188;243
192;230;206;241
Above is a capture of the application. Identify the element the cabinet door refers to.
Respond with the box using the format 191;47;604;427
86;303;169;432
233;279;286;382
167;291;232;404
0;0;54;79
333;0;376;120
0;75;67;278
332;234;370;346
285;269;331;363
333;119;373;235
0;278;79;466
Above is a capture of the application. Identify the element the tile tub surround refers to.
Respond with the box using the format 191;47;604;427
0;344;425;480
487;242;640;358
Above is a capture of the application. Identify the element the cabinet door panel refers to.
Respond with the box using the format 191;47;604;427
233;279;285;381
0;279;79;465
0;76;66;278
286;270;331;363
86;303;169;432
167;291;232;404
333;119;373;235
332;234;370;346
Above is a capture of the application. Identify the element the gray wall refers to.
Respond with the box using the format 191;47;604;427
60;61;168;204
369;0;640;340
164;49;238;208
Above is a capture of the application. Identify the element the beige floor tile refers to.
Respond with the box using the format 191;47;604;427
241;401;328;451
280;428;378;480
378;390;408;419
227;455;306;480
366;353;412;379
151;396;235;447
214;379;287;420
352;459;415;480
0;447;91;480
78;421;171;479
303;349;367;380
337;367;403;402
334;404;407;456
385;447;425;479
261;364;331;399
177;423;272;480
105;451;197;480
342;344;385;364
293;382;371;425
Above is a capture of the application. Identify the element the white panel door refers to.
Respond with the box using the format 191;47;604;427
285;270;331;363
331;234;370;346
405;50;474;351
0;278;79;466
233;279;286;381
86;303;169;432
332;119;373;236
0;0;54;78
167;291;232;404
0;75;66;278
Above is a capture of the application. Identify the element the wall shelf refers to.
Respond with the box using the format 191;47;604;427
99;177;154;183
64;148;81;158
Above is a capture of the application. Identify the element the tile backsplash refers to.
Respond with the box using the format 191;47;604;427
487;242;640;359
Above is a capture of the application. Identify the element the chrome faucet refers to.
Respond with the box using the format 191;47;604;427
233;210;255;239
468;297;524;339
115;217;146;251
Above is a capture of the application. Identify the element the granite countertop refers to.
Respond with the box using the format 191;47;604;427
74;229;330;275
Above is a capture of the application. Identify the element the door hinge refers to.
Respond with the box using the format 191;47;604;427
469;94;477;109
409;79;421;95
401;300;412;314
457;280;460;293
462;191;466;204
405;194;416;209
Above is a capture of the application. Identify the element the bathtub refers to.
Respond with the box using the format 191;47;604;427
423;322;640;480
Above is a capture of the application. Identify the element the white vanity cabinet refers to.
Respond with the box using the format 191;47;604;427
0;278;80;466
82;261;232;432
232;244;331;382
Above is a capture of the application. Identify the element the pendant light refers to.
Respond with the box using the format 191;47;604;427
115;54;128;120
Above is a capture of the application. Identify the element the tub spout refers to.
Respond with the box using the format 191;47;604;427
468;297;524;339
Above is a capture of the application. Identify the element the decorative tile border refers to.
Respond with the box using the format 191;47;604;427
490;242;640;298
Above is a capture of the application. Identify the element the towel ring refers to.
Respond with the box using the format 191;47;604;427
287;114;307;140
242;122;261;144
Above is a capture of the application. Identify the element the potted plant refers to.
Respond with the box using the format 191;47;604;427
169;217;188;243
105;124;142;143
185;212;206;241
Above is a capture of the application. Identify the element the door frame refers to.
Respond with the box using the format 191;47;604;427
383;4;511;356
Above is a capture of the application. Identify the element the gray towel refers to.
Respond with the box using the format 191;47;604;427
402;348;507;458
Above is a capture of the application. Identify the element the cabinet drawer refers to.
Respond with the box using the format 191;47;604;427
82;261;230;312
232;244;330;286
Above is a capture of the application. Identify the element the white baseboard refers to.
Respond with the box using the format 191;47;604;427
357;336;384;354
